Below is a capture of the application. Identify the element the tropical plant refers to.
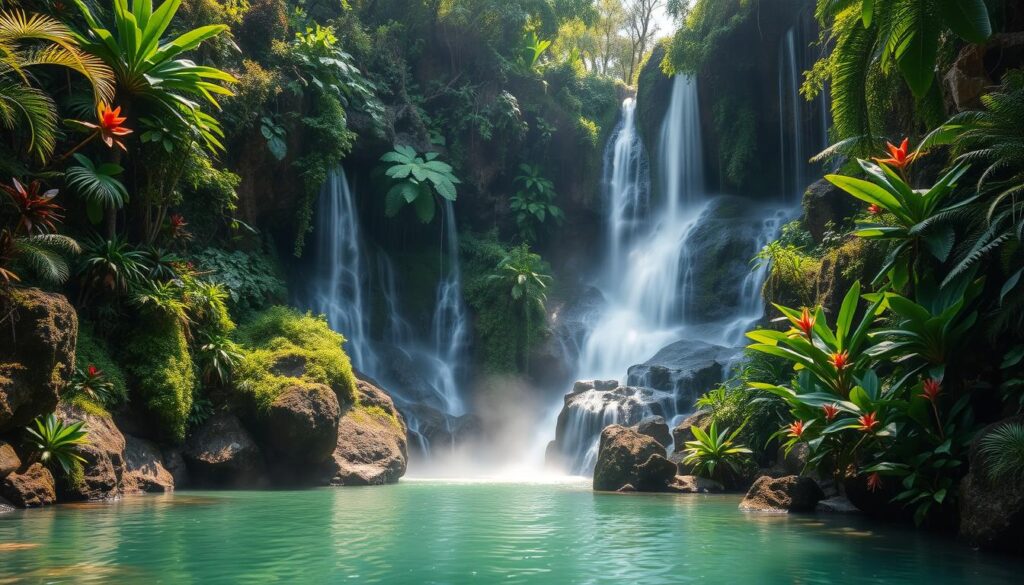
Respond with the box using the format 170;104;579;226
67;363;115;405
66;101;134;153
23;413;89;475
378;145;460;223
510;164;564;242
197;333;243;386
978;421;1024;482
71;0;236;152
520;32;552;70
65;154;129;225
138;246;181;281
0;178;79;285
680;420;753;480
2;178;62;235
78;235;146;297
133;279;189;327
483;245;552;370
0;9;114;160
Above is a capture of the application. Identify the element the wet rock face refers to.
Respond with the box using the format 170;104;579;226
671;410;712;453
739;475;824;513
634;416;671;449
959;416;1024;555
0;441;20;479
0;289;77;432
56;403;126;501
123;434;175;493
184;413;267;488
802;179;859;243
593;424;673;492
325;378;408;486
1;463;56;508
266;384;341;464
626;340;737;408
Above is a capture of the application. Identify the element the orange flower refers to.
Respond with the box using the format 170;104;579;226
857;412;879;433
89;102;133;151
787;420;805;439
867;203;882;215
866;472;882;492
829;350;850;371
822;403;840;421
873;138;919;170
920;378;941;402
795;307;815;339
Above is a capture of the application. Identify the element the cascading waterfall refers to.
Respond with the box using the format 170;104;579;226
603;98;650;278
426;200;468;417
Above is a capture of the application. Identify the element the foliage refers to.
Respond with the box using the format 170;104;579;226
74;323;128;405
198;332;243;386
378;145;461;223
65;154;129;224
24;413;89;475
978;421;1024;482
510;164;564;242
234;306;356;409
0;178;79;285
696;379;787;464
67;363;116;406
519;31;552;71
681;420;753;480
77;235;146;300
192;247;286;316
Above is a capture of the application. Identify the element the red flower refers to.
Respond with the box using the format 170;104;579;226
867;203;882;215
920;378;941;401
857;412;879;433
829;350;850;371
168;213;191;240
866;472;882;493
86;364;101;378
822;403;840;421
873;138;919;170
787;420;805;439
96;102;133;151
795;307;815;339
1;178;62;235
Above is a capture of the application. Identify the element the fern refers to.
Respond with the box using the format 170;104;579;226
979;422;1024;482
13;233;80;284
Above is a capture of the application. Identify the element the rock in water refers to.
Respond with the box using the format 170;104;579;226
671;410;712;452
0;289;77;432
57;403;126;501
669;475;725;494
1;463;56;508
0;441;20;479
326;378;408;486
739;475;824;513
959;416;1024;555
184;413;267;487
123;434;175;493
266;384;341;463
634;416;672;449
593;425;673;492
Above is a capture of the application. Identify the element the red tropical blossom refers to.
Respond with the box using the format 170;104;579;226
1;178;63;235
795;307;815;339
822;403;840;421
787;420;805;439
87;364;101;378
867;203;882;215
72;102;133;152
857;412;879;433
829;350;850;371
920;378;941;401
168;213;191;241
873;138;919;170
866;472;883;492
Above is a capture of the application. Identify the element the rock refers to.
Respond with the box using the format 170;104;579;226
766;443;808;477
959;416;1024;555
668;475;725;494
123;434;174;493
0;497;12;513
816;496;861;514
326;378;408;486
944;33;1024;112
266;384;341;463
573;379;619;393
162;448;189;488
0;463;56;508
626;340;737;404
0;441;20;479
739;475;824;513
671;410;712;452
56;403;126;501
183;412;267;487
593;425;672;492
616;484;637;493
0;289;77;432
802;179;859;243
633;416;671;449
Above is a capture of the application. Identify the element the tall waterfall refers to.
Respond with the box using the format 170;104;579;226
427;201;468;417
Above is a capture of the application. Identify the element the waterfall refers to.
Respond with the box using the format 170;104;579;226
427;200;468;417
603;98;650;278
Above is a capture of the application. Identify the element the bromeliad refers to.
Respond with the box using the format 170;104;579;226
873;138;919;171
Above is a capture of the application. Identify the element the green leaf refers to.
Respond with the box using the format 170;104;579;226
923;225;955;262
936;0;992;43
862;0;875;26
894;10;939;99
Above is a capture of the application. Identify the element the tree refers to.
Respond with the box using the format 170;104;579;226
485;246;552;370
594;0;626;76
624;0;663;83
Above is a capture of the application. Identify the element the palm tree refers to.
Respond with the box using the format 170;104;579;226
486;246;552;370
0;9;114;162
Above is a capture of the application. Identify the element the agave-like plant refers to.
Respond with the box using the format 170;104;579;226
681;420;752;480
71;0;236;151
24;413;89;475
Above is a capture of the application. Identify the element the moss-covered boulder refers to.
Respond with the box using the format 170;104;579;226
121;313;195;442
1;463;56;508
325;378;408;486
265;384;341;464
0;288;77;433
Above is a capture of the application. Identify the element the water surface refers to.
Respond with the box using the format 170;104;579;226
0;479;1018;584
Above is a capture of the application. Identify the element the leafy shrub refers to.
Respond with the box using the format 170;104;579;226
234;307;356;409
979;422;1024;482
378;145;460;223
74;324;128;406
192;247;286;316
24;414;89;475
681;420;753;481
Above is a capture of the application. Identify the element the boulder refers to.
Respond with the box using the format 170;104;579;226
1;463;56;508
944;33;1024;112
593;425;672;492
801;179;858;243
56;403;125;501
183;412;267;487
959;416;1024;555
325;378;408;486
765;443;808;477
626;340;737;401
739;475;824;513
816;496;861;514
266;384;341;463
668;475;725;494
0;441;20;479
671;410;712;452
0;288;77;432
634;416;671;449
123;434;175;493
162;448;190;488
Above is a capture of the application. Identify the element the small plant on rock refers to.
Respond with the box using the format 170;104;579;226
24;414;89;475
680;420;752;480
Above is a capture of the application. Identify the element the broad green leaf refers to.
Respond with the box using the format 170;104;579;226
937;0;992;43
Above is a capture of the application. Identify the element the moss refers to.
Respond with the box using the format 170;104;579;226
121;314;195;442
351;404;402;431
64;394;110;419
234;307;356;410
74;323;128;405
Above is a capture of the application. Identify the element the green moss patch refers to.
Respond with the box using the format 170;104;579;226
121;314;195;442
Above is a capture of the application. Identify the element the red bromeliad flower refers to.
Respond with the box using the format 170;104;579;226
169;213;191;240
920;378;941;401
822;403;840;421
96;102;133;151
866;472;883;493
867;203;882;215
87;364;101;378
787;420;805;439
1;178;63;235
795;307;815;339
857;412;879;433
873;138;919;170
829;350;850;371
